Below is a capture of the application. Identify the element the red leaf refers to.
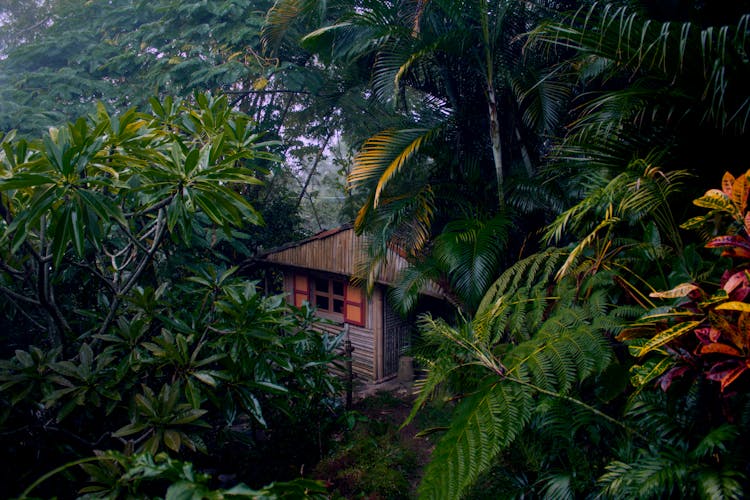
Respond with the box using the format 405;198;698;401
699;343;743;357
695;327;722;344
722;247;750;259
721;366;747;392
706;361;747;391
659;365;690;391
723;271;749;293
707;235;750;252
730;286;750;302
732;174;749;213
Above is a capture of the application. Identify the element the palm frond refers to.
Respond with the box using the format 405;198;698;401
387;255;446;315
262;0;325;54
349;126;440;208
433;213;512;313
353;184;436;291
544;161;689;275
533;2;750;133
513;65;572;135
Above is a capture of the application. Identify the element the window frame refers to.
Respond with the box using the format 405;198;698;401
312;276;346;315
299;273;366;327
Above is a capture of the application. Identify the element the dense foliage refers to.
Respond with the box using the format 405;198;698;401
0;94;340;497
2;0;750;499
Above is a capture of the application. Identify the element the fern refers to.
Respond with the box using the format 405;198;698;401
416;273;622;499
598;390;747;499
418;380;532;500
507;326;612;395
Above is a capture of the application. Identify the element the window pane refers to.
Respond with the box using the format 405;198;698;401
333;299;344;313
315;295;330;310
314;278;329;293
332;280;344;296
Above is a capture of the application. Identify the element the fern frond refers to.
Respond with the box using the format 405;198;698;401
402;355;454;429
507;326;613;394
476;248;569;324
418;380;532;500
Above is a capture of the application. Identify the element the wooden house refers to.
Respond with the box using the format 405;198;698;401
258;225;444;382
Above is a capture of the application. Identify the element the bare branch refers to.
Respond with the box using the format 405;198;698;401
96;209;168;338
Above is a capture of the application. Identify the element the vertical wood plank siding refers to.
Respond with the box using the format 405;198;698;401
261;227;445;382
261;227;442;296
305;292;379;382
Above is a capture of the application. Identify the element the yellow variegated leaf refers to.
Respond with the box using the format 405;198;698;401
649;283;699;299
252;77;269;90
715;301;750;312
637;321;701;357
629;357;672;388
722;171;735;196
693;189;734;213
680;214;711;230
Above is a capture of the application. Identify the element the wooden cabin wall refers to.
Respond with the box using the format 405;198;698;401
282;271;384;382
263;228;443;298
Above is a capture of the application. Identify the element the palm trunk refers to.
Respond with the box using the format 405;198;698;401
481;1;505;207
515;126;534;177
486;84;505;207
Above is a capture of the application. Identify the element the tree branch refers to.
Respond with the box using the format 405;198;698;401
95;209;167;338
0;283;40;306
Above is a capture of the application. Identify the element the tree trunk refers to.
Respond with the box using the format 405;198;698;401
486;84;505;207
515;126;534;177
295;127;334;209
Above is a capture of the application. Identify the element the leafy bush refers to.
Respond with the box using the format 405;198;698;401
0;94;341;497
314;405;420;499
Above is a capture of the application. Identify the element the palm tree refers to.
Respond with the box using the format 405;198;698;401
264;0;575;305
531;2;750;193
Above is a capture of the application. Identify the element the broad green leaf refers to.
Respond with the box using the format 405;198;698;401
14;349;33;367
77;189;126;226
192;372;217;387
0;173;56;191
170;408;208;425
70;208;85;257
112;422;148;437
163;429;182;452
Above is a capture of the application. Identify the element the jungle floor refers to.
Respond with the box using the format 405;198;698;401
312;379;440;499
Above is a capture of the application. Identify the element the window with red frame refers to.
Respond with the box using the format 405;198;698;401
294;273;365;326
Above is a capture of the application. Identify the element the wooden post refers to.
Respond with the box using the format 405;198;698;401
344;323;353;410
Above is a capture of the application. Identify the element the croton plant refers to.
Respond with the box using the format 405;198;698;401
622;171;750;400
